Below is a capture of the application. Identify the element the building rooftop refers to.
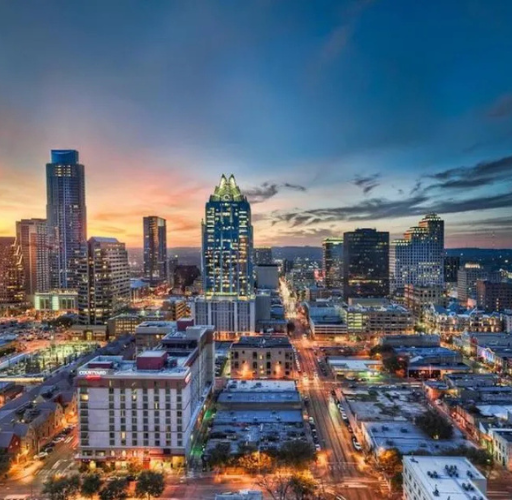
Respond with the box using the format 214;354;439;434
403;455;487;500
224;380;297;392
232;335;292;349
327;357;382;372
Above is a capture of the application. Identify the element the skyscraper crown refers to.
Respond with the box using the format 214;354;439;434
211;174;245;202
51;149;79;164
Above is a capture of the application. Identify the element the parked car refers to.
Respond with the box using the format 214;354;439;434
352;438;362;451
34;451;48;460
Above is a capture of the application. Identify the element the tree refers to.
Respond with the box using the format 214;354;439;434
99;478;128;500
382;353;407;374
81;473;103;499
288;473;318;500
256;469;293;500
135;471;165;500
416;410;453;439
390;472;403;492
444;446;492;467
43;475;81;500
286;321;296;334
278;440;316;469
378;448;403;476
207;442;231;468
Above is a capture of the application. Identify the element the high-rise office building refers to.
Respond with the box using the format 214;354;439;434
16;219;50;297
0;237;25;304
477;280;512;312
444;255;460;284
457;263;501;305
46;150;87;290
143;216;168;284
323;237;343;289
254;247;273;265
343;229;389;299
202;174;253;297
78;237;130;325
390;213;444;294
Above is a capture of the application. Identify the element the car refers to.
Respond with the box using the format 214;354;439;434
341;412;348;420
35;451;49;460
331;389;336;396
347;426;354;434
315;443;321;451
308;416;315;424
352;438;362;452
435;399;443;406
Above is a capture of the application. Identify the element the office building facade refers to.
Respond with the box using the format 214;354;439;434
458;263;501;305
16;218;50;297
229;335;295;379
76;325;214;468
202;174;253;297
143;216;168;284
390;213;444;294
46;149;87;290
0;237;25;304
444;255;460;284
323;237;343;289
477;280;512;312
191;297;255;334
254;247;273;265
78;237;130;325
343;229;389;299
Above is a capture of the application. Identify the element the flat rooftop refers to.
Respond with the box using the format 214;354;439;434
217;390;301;404
232;336;292;349
328;357;381;372
224;380;297;392
403;456;487;500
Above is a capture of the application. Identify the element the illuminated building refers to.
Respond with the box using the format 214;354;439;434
343;229;389;299
76;325;214;468
229;335;295;379
444;255;460;283
143;216;168;284
390;213;444;294
322;237;343;289
46;150;87;290
403;456;488;500
457;263;501;305
202;174;253;297
404;284;445;321
477;280;512;312
78;237;130;325
15;218;50;298
254;247;273;265
0;237;25;304
34;289;78;312
196;175;255;333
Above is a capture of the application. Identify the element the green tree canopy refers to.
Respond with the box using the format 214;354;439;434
416;410;454;439
99;478;128;500
135;471;165;500
81;473;103;499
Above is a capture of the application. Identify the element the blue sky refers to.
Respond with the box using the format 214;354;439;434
1;0;512;246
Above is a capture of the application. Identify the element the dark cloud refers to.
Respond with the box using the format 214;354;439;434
353;173;380;194
245;182;307;204
487;93;512;118
410;181;422;195
427;155;512;190
271;191;512;228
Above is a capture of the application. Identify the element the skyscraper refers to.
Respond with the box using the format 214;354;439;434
46;150;87;290
343;229;389;299
0;237;25;304
78;237;130;325
390;213;444;294
254;247;273;265
16;219;50;297
322;237;343;289
202;174;253;297
143;216;168;284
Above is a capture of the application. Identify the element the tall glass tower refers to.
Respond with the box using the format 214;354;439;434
143;216;168;284
46;150;87;290
323;237;343;289
343;229;389;299
390;213;445;294
202;174;254;297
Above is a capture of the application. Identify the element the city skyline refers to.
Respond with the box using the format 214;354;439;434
1;2;512;248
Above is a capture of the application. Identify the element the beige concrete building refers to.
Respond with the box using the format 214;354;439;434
229;335;295;379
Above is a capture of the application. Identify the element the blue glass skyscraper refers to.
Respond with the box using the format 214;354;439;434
46;150;87;290
202;175;254;297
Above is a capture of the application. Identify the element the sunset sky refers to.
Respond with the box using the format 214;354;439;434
1;1;512;248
